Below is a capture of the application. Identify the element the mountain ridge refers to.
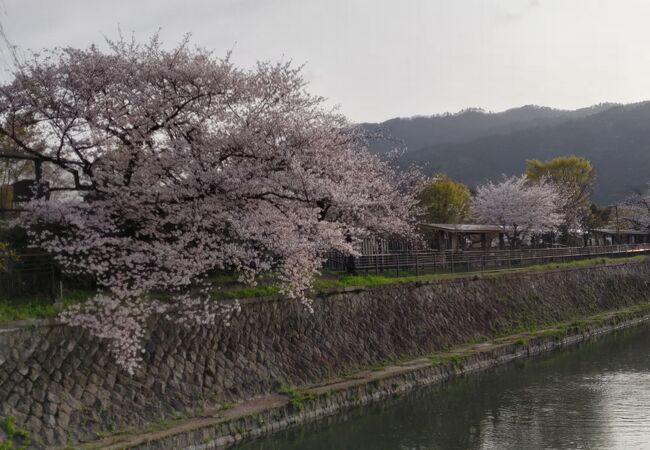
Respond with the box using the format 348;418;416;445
362;101;650;203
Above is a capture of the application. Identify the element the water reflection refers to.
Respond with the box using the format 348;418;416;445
235;324;650;450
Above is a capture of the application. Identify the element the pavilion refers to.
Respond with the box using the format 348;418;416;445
418;223;506;251
588;228;650;246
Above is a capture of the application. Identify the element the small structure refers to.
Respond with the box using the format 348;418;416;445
418;223;506;251
0;151;49;212
589;228;650;246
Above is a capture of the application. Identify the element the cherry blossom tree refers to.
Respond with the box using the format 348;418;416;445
620;187;650;231
472;174;563;248
0;36;421;372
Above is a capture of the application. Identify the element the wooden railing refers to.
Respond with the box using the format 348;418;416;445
324;243;650;276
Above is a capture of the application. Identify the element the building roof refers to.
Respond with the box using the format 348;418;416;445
591;228;649;236
419;223;504;233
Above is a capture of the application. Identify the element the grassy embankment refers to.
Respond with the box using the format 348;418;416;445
0;254;648;323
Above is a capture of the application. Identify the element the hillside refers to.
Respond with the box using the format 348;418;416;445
362;103;618;154
363;102;650;203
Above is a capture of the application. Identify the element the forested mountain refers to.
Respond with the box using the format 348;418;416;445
363;102;650;203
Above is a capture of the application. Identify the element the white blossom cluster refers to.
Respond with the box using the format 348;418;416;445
621;192;650;231
0;36;420;371
472;175;564;244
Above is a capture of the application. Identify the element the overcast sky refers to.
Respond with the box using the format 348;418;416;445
1;0;649;122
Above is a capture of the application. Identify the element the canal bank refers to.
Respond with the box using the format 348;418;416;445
3;260;650;448
80;303;650;449
237;313;650;450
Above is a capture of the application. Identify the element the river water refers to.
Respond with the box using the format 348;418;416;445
236;324;650;450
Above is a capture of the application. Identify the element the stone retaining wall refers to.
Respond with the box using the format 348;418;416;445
1;262;650;447
126;312;650;450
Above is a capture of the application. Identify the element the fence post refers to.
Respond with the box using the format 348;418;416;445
415;252;419;277
50;256;56;302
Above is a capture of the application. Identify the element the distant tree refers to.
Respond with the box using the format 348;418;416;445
0;36;421;372
585;203;613;229
526;155;595;237
620;184;650;231
472;175;563;248
417;174;471;223
581;203;614;246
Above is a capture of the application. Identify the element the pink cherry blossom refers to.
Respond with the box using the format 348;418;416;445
472;174;564;246
0;35;420;371
621;191;650;231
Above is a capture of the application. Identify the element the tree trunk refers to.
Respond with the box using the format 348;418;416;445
345;254;358;275
344;232;358;275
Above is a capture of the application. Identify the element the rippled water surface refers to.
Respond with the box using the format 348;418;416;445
236;324;650;450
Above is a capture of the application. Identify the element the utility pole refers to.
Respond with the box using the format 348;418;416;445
615;204;620;245
608;204;620;245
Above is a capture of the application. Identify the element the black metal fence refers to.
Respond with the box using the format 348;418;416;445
3;244;650;300
324;243;650;276
0;253;58;299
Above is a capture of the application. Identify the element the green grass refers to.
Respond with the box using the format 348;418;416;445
429;354;465;368
214;285;279;300
0;289;91;322
313;274;399;289
310;254;650;291
1;254;647;323
279;384;315;412
0;415;30;450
